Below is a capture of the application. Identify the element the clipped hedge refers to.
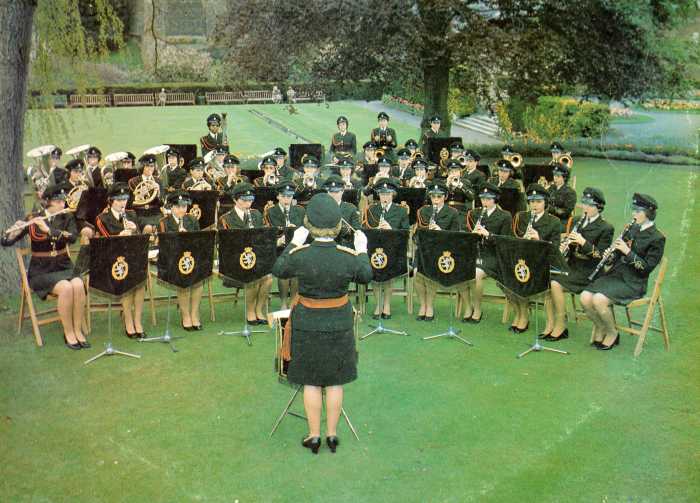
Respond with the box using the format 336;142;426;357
522;96;610;140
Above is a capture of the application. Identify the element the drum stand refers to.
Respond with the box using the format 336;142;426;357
139;290;183;352
84;298;141;365
218;285;266;346
269;384;360;441
517;296;569;359
423;291;473;346
361;283;407;340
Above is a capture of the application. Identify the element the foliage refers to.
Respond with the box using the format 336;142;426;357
381;95;425;116
447;88;477;118
154;45;213;83
640;99;700;111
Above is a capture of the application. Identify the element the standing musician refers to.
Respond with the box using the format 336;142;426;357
272;193;372;454
404;139;421;158
363;178;409;319
391;148;415;185
264;181;306;310
500;144;522;180
581;193;665;350
95;183;153;338
160;148;188;192
218;183;272;325
159;190;205;331
182;158;213;191
200;113;228;157
510;184;561;333
254;156;279;187
462;183;513;323
371;112;397;158
414;180;461;321
546;164;577;231
543;188;613;341
330;116;357;156
128;154;163;229
323;175;362;249
463;150;485;189
85;146;104;188
335;158;363;190
420;115;445;153
217;154;248;191
1;184;89;350
407;158;429;188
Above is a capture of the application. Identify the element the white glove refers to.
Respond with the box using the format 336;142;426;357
291;226;309;247
353;230;368;254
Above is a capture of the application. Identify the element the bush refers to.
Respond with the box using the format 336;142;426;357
381;94;424;115
154;45;213;83
447;88;477;118
516;96;610;141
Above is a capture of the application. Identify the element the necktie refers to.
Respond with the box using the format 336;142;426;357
581;217;589;229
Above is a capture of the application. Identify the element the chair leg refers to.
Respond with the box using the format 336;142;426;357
658;296;670;351
625;306;633;328
633;299;657;358
24;288;44;347
17;289;26;336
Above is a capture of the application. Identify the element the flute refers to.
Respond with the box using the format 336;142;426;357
4;208;75;235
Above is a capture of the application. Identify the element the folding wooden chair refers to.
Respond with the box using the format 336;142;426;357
15;248;60;347
616;256;670;357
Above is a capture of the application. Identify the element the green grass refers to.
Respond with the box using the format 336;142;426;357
5;104;700;502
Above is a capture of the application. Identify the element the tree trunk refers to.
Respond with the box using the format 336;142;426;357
0;0;37;298
422;62;451;134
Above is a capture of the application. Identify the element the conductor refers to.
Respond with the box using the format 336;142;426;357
272;193;372;454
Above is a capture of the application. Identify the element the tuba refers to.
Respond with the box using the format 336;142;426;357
132;178;160;206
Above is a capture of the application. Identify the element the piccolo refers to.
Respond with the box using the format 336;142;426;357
4;208;75;235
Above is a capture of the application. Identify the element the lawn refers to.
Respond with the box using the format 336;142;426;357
3;103;699;502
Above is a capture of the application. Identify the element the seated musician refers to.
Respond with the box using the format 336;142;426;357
206;146;228;186
363;157;392;196
182;158;213;191
404;138;420;159
510;184;561;333
546;163;577;231
273;147;298;182
218;182;272;325
254;156;279;187
500;144;522;180
330;116;357;157
414;180;461;321
47;147;67;186
323;175;362;250
356;141;378;186
64;159;95;242
543;188;613;341
264;181;306;310
463;150;485;189
298;156;321;196
462;183;513;323
336;158;363;190
391;148;415;185
161;148;187;193
121;152;136;171
128;154;163;230
95;183;152;338
550;142;564;164
489;159;525;212
217;154;248;191
364;178;409;319
581;193;665;350
2;184;88;350
407;158;428;188
445;159;475;218
159;190;205;331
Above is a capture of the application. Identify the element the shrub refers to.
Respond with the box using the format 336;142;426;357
447;88;477;118
154;45;213;83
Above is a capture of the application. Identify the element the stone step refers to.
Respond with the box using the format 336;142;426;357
455;115;500;138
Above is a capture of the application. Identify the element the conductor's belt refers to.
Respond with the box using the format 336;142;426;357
32;248;68;258
282;294;349;361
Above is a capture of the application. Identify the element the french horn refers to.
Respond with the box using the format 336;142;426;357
132;178;160;205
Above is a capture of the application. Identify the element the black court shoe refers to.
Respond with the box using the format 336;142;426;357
192;324;203;331
512;323;529;334
326;436;339;453
372;313;381;320
381;313;391;320
181;322;194;332
545;329;569;341
424;315;434;322
598;334;620;351
64;335;81;350
470;314;483;324
302;436;321;454
538;332;552;339
416;315;426;321
78;340;91;349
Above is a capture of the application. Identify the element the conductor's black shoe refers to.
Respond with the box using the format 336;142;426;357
416;315;425;321
302;436;321;454
381;313;391;320
326;436;339;453
372;313;381;320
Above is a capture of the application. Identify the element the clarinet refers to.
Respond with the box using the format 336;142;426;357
246;210;254;229
588;218;635;281
429;205;437;227
473;208;485;231
523;212;536;239
561;216;585;258
379;205;387;226
283;207;291;227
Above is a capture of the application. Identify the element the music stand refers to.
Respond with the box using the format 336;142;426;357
268;310;359;440
361;285;408;339
138;292;182;352
422;290;473;346
83;235;150;365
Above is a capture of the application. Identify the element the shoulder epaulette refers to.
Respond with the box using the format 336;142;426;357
289;244;310;255
336;245;359;256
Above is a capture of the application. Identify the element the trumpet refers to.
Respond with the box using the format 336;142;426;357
408;175;426;188
303;174;316;189
375;147;385;160
537;175;552;190
342;176;354;190
447;174;463;190
4;208;75;235
120;210;137;235
588;218;635;281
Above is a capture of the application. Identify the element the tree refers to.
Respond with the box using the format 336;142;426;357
0;0;122;298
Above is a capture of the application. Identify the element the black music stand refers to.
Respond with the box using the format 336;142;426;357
217;228;277;345
83;235;150;365
361;229;410;340
268;310;360;440
416;230;478;347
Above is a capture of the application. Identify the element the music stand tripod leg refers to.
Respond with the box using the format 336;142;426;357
269;385;303;437
341;407;360;441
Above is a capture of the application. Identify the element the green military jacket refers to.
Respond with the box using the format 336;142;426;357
416;204;461;231
158;214;200;233
218;207;264;230
564;215;614;276
419;128;446;152
330;132;357;155
264;203;305;228
364;202;410;230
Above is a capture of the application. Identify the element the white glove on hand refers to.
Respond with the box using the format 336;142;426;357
353;230;368;254
291;226;309;247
